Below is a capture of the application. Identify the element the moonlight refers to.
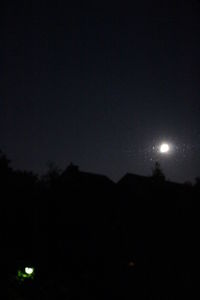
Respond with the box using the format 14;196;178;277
159;143;170;154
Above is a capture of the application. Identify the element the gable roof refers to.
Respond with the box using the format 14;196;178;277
118;173;186;192
117;173;152;186
61;164;114;187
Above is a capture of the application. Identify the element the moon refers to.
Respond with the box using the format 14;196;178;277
159;143;170;154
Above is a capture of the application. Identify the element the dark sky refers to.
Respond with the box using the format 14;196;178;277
1;0;200;182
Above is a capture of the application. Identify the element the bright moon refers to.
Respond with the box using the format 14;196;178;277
159;143;170;153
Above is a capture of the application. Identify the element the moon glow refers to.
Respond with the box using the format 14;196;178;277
159;143;170;154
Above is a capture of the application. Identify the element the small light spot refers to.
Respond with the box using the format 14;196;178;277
25;267;34;275
128;261;136;267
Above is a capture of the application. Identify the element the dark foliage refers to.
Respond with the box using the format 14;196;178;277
0;151;197;299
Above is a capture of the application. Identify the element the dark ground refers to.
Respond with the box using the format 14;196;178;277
0;154;198;299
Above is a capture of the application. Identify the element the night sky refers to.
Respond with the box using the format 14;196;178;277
1;0;200;182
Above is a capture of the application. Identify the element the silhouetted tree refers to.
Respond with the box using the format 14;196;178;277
195;177;200;187
0;150;12;173
152;161;165;182
42;161;61;188
13;170;38;189
64;162;79;175
194;177;200;194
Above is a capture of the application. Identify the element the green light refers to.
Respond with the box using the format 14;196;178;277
17;266;35;281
